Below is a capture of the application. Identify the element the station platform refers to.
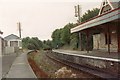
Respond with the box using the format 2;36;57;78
4;52;37;79
53;49;120;62
52;49;120;79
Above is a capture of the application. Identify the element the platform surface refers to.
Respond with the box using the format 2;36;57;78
5;52;37;78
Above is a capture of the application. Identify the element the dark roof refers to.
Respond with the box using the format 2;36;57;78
4;34;20;41
99;0;120;15
109;0;120;9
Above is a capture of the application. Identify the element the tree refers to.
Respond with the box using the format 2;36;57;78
51;29;62;48
51;8;100;50
22;37;30;48
22;37;43;50
61;26;70;45
81;8;100;22
70;33;79;50
42;39;53;49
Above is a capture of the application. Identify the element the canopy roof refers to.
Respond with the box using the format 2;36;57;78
71;0;120;33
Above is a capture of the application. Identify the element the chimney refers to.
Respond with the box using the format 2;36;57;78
0;30;3;34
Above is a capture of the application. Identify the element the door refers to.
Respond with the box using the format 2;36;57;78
10;41;18;47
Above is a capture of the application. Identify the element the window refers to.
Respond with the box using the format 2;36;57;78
106;1;108;4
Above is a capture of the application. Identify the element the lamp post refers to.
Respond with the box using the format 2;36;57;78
74;5;83;51
17;22;22;38
74;5;82;23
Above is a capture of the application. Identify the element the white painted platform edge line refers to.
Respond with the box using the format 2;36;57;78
26;53;37;78
53;50;120;62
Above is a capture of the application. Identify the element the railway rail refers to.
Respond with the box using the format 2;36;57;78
45;50;119;80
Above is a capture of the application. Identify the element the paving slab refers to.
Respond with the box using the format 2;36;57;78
5;52;37;78
2;53;17;78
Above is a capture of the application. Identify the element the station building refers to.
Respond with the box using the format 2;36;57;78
4;34;22;49
71;0;120;53
4;34;22;54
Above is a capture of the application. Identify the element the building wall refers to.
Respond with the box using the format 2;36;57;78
93;34;100;50
18;41;22;49
10;41;18;47
93;29;118;52
0;37;5;55
3;35;22;54
5;47;19;54
7;39;22;49
0;38;2;56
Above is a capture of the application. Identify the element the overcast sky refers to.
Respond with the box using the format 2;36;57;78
0;0;102;40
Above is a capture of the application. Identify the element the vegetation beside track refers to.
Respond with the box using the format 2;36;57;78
27;50;102;78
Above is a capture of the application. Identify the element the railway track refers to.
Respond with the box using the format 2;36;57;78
45;51;118;80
